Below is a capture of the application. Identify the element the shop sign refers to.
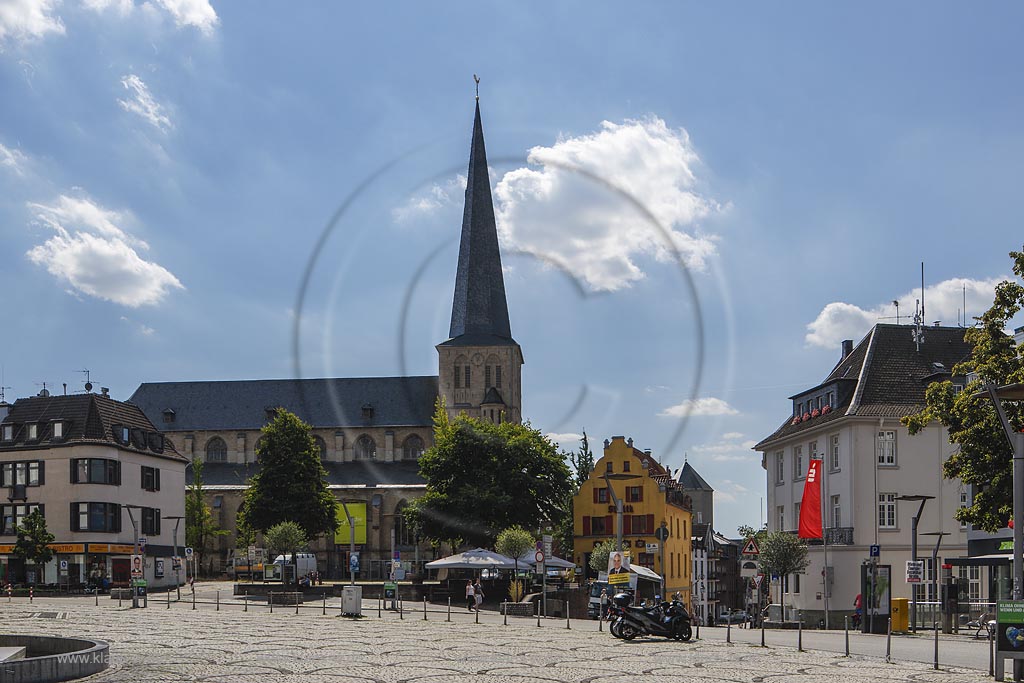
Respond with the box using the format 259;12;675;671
48;544;85;553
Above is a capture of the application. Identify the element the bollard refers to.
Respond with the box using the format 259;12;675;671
167;587;171;609
191;587;195;611
933;620;939;670
598;612;603;632
727;618;731;643
244;589;248;612
216;590;220;611
760;620;765;648
798;619;803;652
378;595;382;619
448;597;451;622
29;586;32;603
400;597;403;620
95;589;99;607
503;602;508;626
118;590;123;608
475;604;479;624
990;623;995;677
269;592;273;614
423;596;428;621
323;592;327;616
885;618;892;664
566;609;571;630
844;616;849;656
295;594;299;615
6;584;10;602
696;620;700;641
536;601;541;628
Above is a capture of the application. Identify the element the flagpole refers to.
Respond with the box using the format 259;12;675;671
821;458;830;630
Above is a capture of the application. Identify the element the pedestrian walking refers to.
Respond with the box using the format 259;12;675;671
466;580;475;611
474;579;484;612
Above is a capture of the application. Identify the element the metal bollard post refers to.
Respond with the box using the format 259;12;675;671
503;602;508;626
378;595;382;618
322;592;326;615
727;619;731;643
29;586;32;603
216;590;220;611
447;596;451;622
295;594;299;615
7;584;10;602
933;620;939;670
760;620;765;647
844;616;849;656
566;609;571;630
885;618;892;663
423;596;427;621
167;587;171;609
475;604;479;624
119;590;122;608
696;620;700;640
244;589;248;612
798;619;803;652
990;624;995;677
536;601;541;628
599;612;603;632
269;592;273;614
400;597;403;620
191;587;195;611
95;589;99;607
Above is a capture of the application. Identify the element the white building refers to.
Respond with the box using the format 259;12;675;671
755;323;971;626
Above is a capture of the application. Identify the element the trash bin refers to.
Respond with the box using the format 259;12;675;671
342;585;362;616
891;598;909;632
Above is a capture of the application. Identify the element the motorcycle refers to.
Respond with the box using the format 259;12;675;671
610;592;692;642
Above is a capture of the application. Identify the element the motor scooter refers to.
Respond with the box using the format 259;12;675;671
610;592;692;641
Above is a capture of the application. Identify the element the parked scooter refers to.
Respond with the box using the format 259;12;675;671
611;592;692;641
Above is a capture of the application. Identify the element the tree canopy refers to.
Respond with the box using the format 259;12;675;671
588;539;617;574
13;509;54;579
757;531;809;617
405;401;573;548
237;409;337;539
904;246;1024;532
264;521;309;559
496;525;536;575
186;457;229;573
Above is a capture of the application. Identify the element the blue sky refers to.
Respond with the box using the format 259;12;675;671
2;2;1023;536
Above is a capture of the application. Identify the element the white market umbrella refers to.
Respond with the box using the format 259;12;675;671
425;548;518;570
517;551;575;569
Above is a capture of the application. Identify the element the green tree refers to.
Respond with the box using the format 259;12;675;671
406;401;572;548
904;247;1024;532
737;523;768;545
13;509;54;584
569;431;595;490
186;457;229;575
553;432;596;560
588;539;617;575
263;521;308;559
496;525;536;581
757;531;810;619
236;409;337;539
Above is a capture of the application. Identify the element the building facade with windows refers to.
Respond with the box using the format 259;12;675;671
572;436;693;603
128;99;525;579
0;392;186;588
755;324;972;624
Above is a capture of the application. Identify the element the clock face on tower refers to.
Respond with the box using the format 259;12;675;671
471;353;484;366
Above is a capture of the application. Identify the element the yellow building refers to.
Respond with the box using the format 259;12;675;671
573;436;693;603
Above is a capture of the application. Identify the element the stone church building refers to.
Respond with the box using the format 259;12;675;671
129;99;523;579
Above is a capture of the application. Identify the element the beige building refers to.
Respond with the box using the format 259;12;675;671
0;391;187;589
755;324;971;626
129;98;524;579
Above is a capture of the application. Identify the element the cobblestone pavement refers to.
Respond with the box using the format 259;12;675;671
0;594;989;683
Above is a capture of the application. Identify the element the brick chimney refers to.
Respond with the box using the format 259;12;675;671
841;339;853;359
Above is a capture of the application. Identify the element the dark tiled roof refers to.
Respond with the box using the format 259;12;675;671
0;393;182;460
129;376;439;431
676;461;713;491
481;387;505;405
193;460;425;488
444;101;517;347
754;324;972;450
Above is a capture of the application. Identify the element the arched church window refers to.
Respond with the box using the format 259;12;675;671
312;435;327;459
356;435;376;460
495;365;502;389
485;366;491;388
206;437;227;463
394;501;415;547
403;434;425;460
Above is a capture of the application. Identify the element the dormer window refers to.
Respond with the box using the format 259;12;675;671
162;408;175;424
361;404;374;421
1;424;12;442
26;424;38;441
112;425;130;444
52;421;64;440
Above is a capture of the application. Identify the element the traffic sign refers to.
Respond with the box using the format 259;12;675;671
870;544;880;558
247;545;256;561
59;560;68;572
645;543;659;553
542;534;552;557
742;538;760;555
184;547;194;559
655;524;670;542
535;550;545;564
906;560;925;583
753;574;764;589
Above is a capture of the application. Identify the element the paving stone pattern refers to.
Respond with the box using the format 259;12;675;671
0;595;987;683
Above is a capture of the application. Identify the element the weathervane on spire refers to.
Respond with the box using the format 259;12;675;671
473;74;480;100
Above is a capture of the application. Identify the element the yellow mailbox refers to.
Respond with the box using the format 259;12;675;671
891;598;910;632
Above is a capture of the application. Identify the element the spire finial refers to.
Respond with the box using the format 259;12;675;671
473;74;480;100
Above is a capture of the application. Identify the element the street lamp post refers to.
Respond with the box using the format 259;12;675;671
602;472;639;555
922;531;950;630
896;494;934;634
340;501;356;585
163;515;185;600
123;505;143;609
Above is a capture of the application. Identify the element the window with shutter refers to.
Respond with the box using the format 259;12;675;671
623;516;632;535
583;517;591;536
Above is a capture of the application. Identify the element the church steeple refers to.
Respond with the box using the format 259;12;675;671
437;91;523;425
447;100;514;344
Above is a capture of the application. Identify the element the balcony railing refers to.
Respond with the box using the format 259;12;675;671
807;527;854;545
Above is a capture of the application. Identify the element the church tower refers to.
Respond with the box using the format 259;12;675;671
437;97;523;424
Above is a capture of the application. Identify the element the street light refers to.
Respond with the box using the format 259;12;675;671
896;494;934;633
163;515;185;600
602;472;640;555
922;531;950;630
122;504;144;608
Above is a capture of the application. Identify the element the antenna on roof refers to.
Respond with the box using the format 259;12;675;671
963;283;967;327
921;261;926;323
912;299;925;352
35;381;50;397
893;300;900;325
80;369;93;393
0;386;10;403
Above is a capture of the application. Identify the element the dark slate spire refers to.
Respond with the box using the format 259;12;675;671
446;100;515;345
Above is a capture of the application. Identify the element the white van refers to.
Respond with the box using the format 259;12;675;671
273;553;317;578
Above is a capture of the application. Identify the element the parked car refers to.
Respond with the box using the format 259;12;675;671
716;610;750;624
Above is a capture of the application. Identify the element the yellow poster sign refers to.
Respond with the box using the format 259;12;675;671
335;502;367;545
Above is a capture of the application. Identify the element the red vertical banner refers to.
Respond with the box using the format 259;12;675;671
798;459;823;539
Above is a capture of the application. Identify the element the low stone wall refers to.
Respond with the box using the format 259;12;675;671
0;635;109;683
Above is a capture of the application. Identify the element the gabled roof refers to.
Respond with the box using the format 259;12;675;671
0;393;182;461
441;100;517;348
481;387;505;405
676;461;713;492
754;324;972;450
129;376;439;431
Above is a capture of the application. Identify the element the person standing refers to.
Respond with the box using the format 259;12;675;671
466;580;475;611
474;578;485;611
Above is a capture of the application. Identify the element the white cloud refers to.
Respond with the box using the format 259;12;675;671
659;397;738;418
25;194;184;307
547;432;583;450
714;480;750;504
494;116;719;292
392;175;466;223
0;142;27;175
118;74;172;132
805;277;1004;349
0;0;64;44
690;432;758;462
120;315;155;336
83;0;133;14
721;431;744;440
151;0;217;34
